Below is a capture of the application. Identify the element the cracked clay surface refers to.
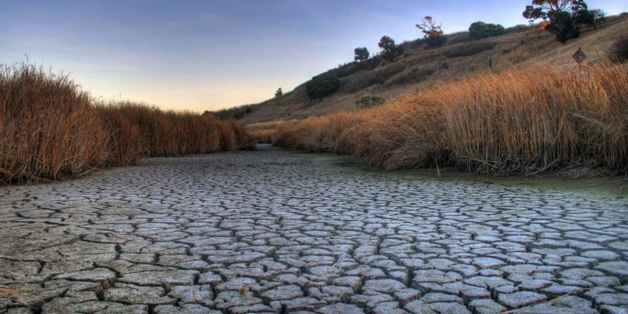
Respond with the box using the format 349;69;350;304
1;148;628;313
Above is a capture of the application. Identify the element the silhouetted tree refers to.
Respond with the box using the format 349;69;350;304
354;47;370;62
416;16;447;48
275;88;283;97
378;36;404;62
469;22;505;39
523;0;595;43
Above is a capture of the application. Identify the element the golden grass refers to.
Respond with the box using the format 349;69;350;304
0;63;255;184
246;120;295;144
273;64;628;174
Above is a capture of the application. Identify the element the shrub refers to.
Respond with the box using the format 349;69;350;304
275;88;282;97
546;10;581;43
469;22;505;39
610;35;628;63
356;96;385;109
306;73;340;99
210;104;256;120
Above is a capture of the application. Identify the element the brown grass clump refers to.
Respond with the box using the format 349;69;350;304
273;112;362;153
0;63;255;184
0;64;108;182
96;105;143;166
273;64;628;175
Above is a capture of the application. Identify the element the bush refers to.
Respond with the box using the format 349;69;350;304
356;96;385;109
210;104;256;120
306;73;340;99
469;22;505;39
611;35;628;63
546;10;580;43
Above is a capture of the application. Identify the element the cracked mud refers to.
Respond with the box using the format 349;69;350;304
1;148;627;313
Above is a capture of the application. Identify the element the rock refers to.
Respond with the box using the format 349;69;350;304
472;257;506;269
317;303;365;314
261;285;303;300
596;261;628;278
469;299;507;314
104;284;175;305
498;291;547;308
362;279;407;294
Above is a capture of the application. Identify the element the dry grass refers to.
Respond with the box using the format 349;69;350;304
0;64;108;182
0;63;255;184
273;64;628;175
246;120;294;144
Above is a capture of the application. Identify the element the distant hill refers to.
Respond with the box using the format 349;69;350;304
212;15;628;125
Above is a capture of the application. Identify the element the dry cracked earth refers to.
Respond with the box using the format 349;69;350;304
1;147;628;314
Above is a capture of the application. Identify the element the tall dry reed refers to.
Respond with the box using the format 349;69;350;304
0;64;108;182
273;65;628;174
0;63;256;184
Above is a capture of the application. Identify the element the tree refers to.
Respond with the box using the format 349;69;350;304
416;16;447;48
354;47;370;62
378;36;403;62
523;0;593;43
576;9;605;29
469;22;505;39
275;88;283;97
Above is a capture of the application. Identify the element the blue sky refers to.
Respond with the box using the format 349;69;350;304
1;0;625;112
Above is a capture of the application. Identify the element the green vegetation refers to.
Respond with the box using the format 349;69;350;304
416;16;447;48
205;104;255;120
523;0;600;43
354;47;370;62
469;22;505;39
378;36;404;62
356;96;385;109
306;73;340;100
611;35;628;63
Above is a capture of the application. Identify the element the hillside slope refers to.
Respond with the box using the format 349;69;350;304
230;16;628;125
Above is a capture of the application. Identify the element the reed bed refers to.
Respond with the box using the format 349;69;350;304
0;63;255;184
273;64;628;175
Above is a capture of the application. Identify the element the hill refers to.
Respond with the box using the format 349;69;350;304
215;15;628;125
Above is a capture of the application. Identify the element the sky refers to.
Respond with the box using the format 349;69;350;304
1;1;625;112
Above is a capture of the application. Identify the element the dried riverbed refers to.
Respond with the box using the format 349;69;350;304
1;147;627;313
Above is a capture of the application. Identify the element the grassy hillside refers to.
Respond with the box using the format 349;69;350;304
270;64;628;175
221;15;628;125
